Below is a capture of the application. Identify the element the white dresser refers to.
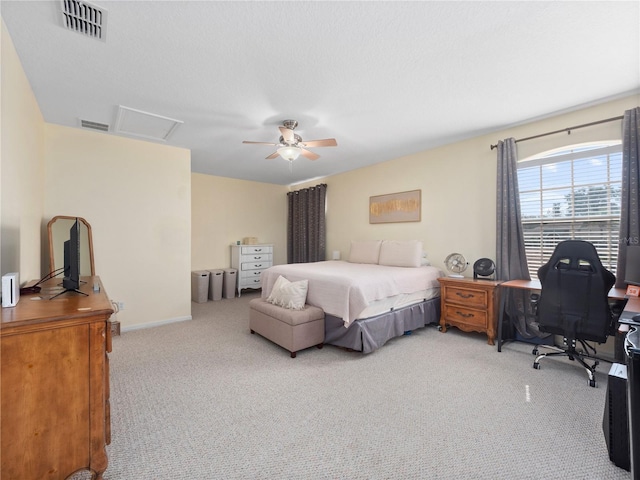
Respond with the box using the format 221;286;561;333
230;244;273;296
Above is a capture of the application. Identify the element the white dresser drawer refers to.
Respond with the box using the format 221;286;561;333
240;253;272;263
240;261;271;271
240;269;265;279
241;277;263;288
241;246;272;255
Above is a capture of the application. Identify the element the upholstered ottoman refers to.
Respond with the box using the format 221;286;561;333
249;298;325;358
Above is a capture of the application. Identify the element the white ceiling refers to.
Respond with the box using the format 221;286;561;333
2;1;639;186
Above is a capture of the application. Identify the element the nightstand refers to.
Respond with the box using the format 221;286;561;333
438;277;502;345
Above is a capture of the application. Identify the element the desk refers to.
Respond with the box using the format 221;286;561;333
496;279;639;352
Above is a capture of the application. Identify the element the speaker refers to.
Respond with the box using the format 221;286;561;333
1;272;20;308
603;363;630;471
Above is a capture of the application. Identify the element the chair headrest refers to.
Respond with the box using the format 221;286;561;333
539;240;615;291
553;257;596;272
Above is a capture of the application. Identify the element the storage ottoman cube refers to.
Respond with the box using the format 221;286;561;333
249;298;324;358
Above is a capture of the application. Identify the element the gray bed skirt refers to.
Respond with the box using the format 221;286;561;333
323;297;441;354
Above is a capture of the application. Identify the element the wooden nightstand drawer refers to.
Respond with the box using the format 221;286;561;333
443;304;487;328
444;286;488;309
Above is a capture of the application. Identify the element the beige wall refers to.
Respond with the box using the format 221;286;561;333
191;173;288;269
43;125;192;329
3;18;638;331
302;94;639;274
2;20;191;330
1;20;45;281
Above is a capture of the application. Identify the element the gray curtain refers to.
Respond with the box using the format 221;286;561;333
287;184;327;264
616;107;640;288
496;138;544;338
496;138;529;281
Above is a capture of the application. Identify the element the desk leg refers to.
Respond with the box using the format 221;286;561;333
497;287;507;352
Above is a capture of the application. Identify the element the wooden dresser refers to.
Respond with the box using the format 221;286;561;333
0;276;114;480
231;244;273;296
438;276;501;345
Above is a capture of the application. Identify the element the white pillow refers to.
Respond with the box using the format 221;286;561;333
378;240;423;267
348;240;382;264
266;275;309;310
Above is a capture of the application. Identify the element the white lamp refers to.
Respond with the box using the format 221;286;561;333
277;146;301;161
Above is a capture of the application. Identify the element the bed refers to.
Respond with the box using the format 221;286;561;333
260;240;443;353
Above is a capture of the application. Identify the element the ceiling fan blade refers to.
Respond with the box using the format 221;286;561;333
279;126;295;144
301;138;337;148
243;140;278;146
265;152;280;159
300;148;320;161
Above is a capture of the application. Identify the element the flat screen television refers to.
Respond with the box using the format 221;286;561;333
626;245;640;287
61;218;81;292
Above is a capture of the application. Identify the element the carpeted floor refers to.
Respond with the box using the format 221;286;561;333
104;292;631;479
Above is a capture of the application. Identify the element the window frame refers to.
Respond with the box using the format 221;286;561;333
517;142;622;278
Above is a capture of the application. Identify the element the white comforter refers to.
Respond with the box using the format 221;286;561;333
261;261;441;327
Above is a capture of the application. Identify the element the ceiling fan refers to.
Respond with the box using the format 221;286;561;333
243;120;337;161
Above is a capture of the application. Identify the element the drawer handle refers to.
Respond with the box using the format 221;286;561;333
455;311;474;318
455;292;474;299
255;249;262;252
253;271;261;276
254;256;261;259
255;264;262;268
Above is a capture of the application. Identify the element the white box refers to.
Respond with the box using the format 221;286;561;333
2;272;20;307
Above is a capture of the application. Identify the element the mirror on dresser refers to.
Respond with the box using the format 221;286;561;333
47;215;95;277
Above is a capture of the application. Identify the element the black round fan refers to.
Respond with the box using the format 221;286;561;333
473;258;495;279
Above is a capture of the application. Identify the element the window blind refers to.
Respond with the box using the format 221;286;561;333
517;144;622;277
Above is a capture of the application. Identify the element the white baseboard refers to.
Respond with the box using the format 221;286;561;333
121;315;192;333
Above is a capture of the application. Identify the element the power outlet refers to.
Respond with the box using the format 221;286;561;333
117;301;125;311
110;320;120;336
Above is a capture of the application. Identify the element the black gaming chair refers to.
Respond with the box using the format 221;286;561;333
531;240;616;387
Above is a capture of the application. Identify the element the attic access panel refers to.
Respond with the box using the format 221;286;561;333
114;106;183;142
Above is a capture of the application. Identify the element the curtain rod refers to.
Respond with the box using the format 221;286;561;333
489;115;624;150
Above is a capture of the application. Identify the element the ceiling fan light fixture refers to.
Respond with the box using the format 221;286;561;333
277;146;301;161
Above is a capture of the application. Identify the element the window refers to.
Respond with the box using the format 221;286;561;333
517;142;622;278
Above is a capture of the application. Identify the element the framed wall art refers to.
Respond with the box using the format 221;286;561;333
369;189;421;224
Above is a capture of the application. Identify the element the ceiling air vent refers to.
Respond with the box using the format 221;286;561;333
81;119;109;132
60;0;108;41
